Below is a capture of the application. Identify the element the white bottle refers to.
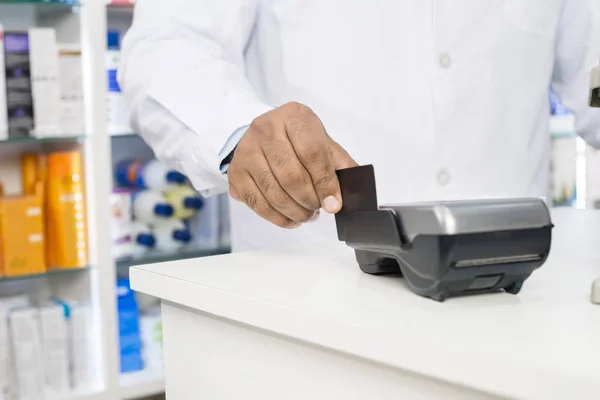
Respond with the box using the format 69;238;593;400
115;159;187;192
142;160;187;192
106;31;129;135
154;219;192;252
131;221;156;257
132;191;174;225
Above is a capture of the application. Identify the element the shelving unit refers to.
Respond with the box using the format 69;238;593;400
0;266;92;282
0;2;117;399
0;1;230;399
0;135;86;144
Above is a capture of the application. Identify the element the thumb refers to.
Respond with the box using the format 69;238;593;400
329;141;358;170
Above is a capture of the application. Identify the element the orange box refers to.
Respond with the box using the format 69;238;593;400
0;183;46;277
46;151;88;269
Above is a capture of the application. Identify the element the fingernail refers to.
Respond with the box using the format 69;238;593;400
322;196;341;213
309;210;320;222
290;222;301;229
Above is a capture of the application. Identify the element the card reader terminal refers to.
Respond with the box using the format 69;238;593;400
334;165;554;302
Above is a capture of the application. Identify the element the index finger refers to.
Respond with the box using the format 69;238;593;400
284;105;341;214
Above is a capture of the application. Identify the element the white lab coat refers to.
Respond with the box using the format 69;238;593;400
120;0;600;252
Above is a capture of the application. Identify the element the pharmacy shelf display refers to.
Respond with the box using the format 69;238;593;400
0;1;117;400
0;1;230;399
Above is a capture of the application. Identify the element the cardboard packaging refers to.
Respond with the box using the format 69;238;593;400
3;31;33;138
0;26;8;141
139;308;163;372
110;189;133;259
0;182;46;277
47;151;88;269
39;304;70;398
52;299;92;391
58;44;84;136
106;31;130;135
117;279;144;374
8;307;46;400
3;28;60;138
0;295;29;400
28;28;61;138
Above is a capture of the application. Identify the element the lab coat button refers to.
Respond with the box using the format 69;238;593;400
437;169;451;186
439;53;452;69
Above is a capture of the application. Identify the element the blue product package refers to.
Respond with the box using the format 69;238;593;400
116;279;144;373
107;31;121;93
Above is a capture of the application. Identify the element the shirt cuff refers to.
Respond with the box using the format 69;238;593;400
219;125;249;174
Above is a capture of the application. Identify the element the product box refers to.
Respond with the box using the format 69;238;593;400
3;28;60;138
0;26;8;141
71;305;92;390
8;307;46;400
140;309;163;372
0;183;46;277
106;31;129;135
110;189;133;259
39;303;70;398
28;28;61;137
0;295;29;400
117;279;144;374
3;31;34;138
47;151;88;269
58;43;84;136
64;301;92;391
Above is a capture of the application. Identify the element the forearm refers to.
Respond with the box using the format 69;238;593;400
118;0;272;195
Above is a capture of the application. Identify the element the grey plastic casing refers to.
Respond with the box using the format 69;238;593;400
384;198;552;243
335;165;554;302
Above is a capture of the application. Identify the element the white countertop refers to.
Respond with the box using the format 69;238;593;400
130;208;600;400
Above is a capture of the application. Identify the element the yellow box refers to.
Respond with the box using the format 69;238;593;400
0;184;46;277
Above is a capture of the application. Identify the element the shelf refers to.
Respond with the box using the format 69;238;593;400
0;266;92;283
117;247;231;270
0;135;86;145
0;0;77;6
110;132;138;138
119;368;164;400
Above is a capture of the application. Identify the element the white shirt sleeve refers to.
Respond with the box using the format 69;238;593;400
551;0;600;147
118;0;273;197
219;125;249;175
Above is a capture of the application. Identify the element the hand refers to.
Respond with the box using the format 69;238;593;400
227;102;358;229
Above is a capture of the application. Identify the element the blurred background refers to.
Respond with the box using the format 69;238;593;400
0;1;598;400
0;1;229;400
